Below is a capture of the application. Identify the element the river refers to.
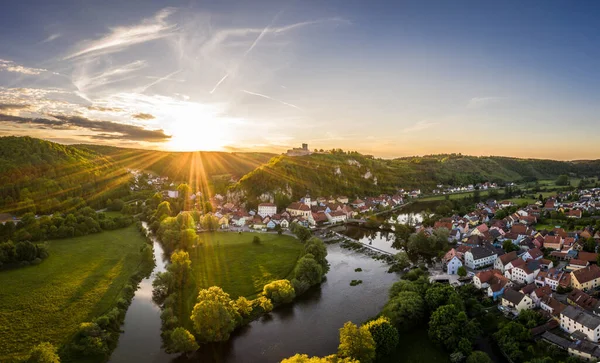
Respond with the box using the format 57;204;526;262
109;223;174;363
189;244;400;362
110;227;399;363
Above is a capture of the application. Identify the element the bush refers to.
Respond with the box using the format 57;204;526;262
27;342;60;363
350;280;363;286
262;279;296;304
252;236;261;244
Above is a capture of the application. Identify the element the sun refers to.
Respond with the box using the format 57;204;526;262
163;103;231;152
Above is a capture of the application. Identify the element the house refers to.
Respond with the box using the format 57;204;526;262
258;203;277;218
474;269;498;289
522;248;544;261
540;295;567;317
572;265;600;291
310;212;329;226
266;220;277;229
507;260;541;284
286;202;311;218
544;235;563;251
569;259;590;271
487;274;512;300
446;256;463;275
560;306;600;342
531;286;553;307
567;209;583;219
536;268;572;291
567;289;599;312
578;252;599;265
326;210;347;224
218;216;229;229
464;246;497;269
568;340;600;362
351;199;365;208
501;288;534;314
494;251;519;273
337;196;349;204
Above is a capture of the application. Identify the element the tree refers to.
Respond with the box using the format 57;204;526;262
381;291;425;330
235;296;253;317
262;279;296;304
338;321;376;363
27;342;60;363
169;327;199;355
168;250;193;291
293;224;312;243
155;201;172;220
394;251;411;270
494;322;531;362
429;305;480;352
294;254;324;286
388;280;420;298
281;354;358;362
457;266;467;277
363;317;399;360
502;240;519;253
255;296;273;313
555;175;569;186
425;283;462;311
190;286;241;342
305;237;328;271
466;351;492;363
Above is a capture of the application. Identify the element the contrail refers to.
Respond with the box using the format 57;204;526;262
209;11;283;95
242;89;302;110
209;73;229;94
139;69;182;93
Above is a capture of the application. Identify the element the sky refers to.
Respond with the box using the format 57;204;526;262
1;0;600;159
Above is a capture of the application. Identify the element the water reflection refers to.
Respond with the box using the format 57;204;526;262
109;224;174;363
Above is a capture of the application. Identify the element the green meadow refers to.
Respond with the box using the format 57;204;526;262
0;226;147;362
179;232;304;328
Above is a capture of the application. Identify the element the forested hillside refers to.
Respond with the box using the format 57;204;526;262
0;137;130;215
234;151;600;201
75;145;274;191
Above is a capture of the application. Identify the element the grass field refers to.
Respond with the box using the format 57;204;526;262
179;232;304;328
0;226;147;362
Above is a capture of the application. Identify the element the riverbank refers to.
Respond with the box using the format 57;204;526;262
0;225;152;362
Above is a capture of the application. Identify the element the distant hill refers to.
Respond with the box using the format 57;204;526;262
233;152;600;201
0;136;129;215
74;144;275;190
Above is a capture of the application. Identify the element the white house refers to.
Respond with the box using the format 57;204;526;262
326;210;347;224
286;202;311;218
561;306;600;342
494;251;519;273
258;203;277;218
447;256;463;275
464;247;497;269
506;260;541;285
521;248;543;261
501;289;534;314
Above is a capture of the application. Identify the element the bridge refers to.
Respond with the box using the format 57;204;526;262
329;231;394;256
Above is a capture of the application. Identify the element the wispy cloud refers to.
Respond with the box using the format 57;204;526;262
0;59;48;75
42;33;62;43
467;96;505;109
64;8;177;60
241;89;302;110
207;16;347;94
402;120;438;133
0;103;31;111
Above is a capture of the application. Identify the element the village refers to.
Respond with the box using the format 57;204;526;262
431;187;600;362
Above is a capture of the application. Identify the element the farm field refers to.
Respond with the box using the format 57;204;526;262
0;226;147;361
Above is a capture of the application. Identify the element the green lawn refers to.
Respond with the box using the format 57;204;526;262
381;328;449;363
180;232;304;328
0;226;147;362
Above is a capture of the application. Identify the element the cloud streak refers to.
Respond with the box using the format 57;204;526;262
467;96;505;109
132;112;155;120
241;89;302;110
0;59;48;75
64;8;177;60
0;113;170;141
402;120;438;133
